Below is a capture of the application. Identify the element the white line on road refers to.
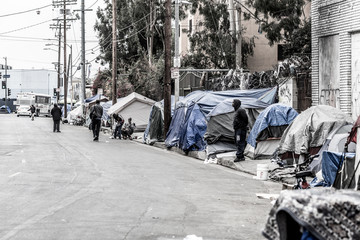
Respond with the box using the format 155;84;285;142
8;172;22;178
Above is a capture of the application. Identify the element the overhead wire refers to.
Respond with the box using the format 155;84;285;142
0;19;53;35
0;4;52;18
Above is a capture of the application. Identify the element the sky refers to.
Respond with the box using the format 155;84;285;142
0;0;107;78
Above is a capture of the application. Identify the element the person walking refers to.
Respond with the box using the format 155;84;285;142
51;103;62;132
28;104;36;121
90;100;103;141
232;99;248;162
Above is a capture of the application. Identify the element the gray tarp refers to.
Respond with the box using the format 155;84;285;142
278;105;353;155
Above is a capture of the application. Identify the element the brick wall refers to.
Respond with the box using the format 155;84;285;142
312;0;360;115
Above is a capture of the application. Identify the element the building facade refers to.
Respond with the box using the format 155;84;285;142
312;0;360;120
179;0;311;73
0;69;58;100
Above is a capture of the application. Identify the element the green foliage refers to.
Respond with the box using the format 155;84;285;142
246;0;311;58
182;0;255;70
93;0;165;100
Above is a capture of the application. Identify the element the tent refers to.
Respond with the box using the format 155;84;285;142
276;105;353;160
107;92;155;131
143;96;183;144
307;124;356;175
0;105;11;114
165;87;278;153
244;104;298;159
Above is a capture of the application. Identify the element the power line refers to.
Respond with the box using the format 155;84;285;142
0;19;53;35
0;4;52;18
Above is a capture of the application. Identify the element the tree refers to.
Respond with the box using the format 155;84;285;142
93;0;166;100
245;0;311;58
182;0;255;70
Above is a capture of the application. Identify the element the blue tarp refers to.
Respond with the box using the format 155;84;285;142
321;151;356;187
0;105;11;113
165;87;278;152
247;104;298;148
178;103;207;151
85;95;100;103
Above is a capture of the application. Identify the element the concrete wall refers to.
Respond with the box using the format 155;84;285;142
312;0;360;119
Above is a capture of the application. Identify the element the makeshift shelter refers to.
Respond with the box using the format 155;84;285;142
244;104;298;159
107;92;155;131
276;105;353;160
143;96;183;144
307;124;356;175
67;105;83;123
0;105;11;114
165;87;278;153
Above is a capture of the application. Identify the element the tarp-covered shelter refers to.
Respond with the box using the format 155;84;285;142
307;124;356;175
143;96;183;144
276;105;353;159
244;104;298;159
165;87;278;153
107;92;155;131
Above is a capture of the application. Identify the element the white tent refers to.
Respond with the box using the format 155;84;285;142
107;92;155;131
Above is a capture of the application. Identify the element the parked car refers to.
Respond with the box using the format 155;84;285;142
17;105;31;117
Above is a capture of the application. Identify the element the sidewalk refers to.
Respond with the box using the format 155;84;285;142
130;132;278;177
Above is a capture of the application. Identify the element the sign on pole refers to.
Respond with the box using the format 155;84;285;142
171;68;179;79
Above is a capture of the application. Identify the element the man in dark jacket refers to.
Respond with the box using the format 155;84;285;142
90;100;103;141
232;99;248;162
51;104;62;132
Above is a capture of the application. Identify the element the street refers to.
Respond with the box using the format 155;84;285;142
0;114;277;240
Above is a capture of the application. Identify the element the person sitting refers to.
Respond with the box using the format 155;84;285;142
111;114;124;139
122;117;136;140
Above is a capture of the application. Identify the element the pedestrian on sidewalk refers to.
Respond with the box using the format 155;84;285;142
28;104;36;121
90;100;103;141
232;99;248;162
51;103;62;132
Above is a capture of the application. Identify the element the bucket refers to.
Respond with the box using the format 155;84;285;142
256;164;269;180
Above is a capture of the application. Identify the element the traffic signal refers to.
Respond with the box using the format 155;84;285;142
7;88;11;96
54;88;57;96
1;81;5;89
0;72;2;79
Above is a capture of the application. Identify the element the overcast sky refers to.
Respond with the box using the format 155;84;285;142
0;0;107;78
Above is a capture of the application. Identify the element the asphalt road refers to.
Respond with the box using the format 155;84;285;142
0;114;277;240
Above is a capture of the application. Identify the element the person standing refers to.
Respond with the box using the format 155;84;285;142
51;103;62;132
90;100;103;141
28;104;36;121
232;99;248;162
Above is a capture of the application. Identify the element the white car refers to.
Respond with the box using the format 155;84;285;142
17;106;31;117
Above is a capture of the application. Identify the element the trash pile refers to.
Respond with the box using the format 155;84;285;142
208;55;311;91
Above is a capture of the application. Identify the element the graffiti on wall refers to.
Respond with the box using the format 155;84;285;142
279;81;292;106
320;87;340;108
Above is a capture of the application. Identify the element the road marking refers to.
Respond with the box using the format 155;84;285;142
8;172;22;178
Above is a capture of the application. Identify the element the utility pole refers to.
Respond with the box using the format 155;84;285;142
63;0;68;119
80;0;86;110
4;57;7;105
57;25;61;102
235;3;242;69
112;0;118;105
174;0;180;103
164;0;172;138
